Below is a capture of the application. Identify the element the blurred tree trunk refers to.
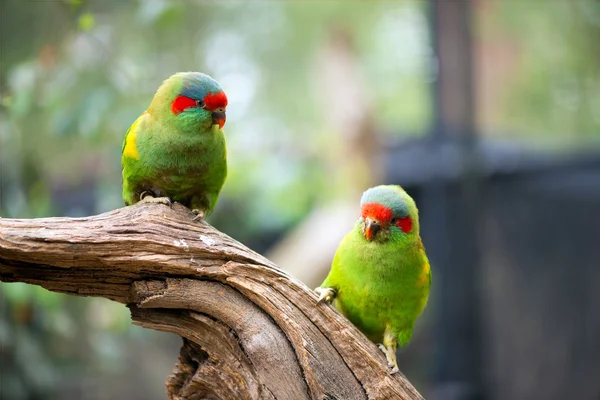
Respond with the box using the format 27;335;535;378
268;26;380;288
0;203;423;400
429;1;484;399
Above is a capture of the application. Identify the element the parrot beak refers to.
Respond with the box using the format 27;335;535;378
212;108;226;129
365;218;381;241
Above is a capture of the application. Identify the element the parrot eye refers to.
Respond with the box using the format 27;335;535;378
390;218;398;225
195;99;206;108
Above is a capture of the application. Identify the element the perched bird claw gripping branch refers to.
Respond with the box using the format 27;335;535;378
316;185;432;375
378;343;399;374
122;72;228;220
315;286;336;304
191;209;206;221
138;191;173;207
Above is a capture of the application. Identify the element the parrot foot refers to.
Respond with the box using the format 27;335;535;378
378;344;399;374
314;287;336;304
191;209;206;221
139;192;172;207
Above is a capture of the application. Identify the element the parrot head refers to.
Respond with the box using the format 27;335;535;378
358;185;419;242
149;72;228;131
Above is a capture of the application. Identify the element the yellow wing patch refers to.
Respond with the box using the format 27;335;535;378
122;114;145;160
417;258;431;287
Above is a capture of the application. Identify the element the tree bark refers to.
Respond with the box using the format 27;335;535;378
0;203;424;400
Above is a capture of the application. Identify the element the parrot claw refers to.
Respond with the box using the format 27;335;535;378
378;343;399;374
191;209;205;221
315;287;336;304
139;192;172;207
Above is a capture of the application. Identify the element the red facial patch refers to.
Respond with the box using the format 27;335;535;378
361;202;413;233
204;91;228;110
395;216;413;233
171;95;196;114
361;202;393;223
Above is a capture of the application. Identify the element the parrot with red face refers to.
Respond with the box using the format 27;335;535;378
316;185;431;373
121;72;228;219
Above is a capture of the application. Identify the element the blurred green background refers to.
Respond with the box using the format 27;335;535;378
1;1;600;399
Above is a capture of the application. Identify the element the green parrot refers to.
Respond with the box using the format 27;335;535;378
121;72;228;219
315;185;431;373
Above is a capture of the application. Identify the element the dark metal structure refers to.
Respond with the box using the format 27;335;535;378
382;1;600;399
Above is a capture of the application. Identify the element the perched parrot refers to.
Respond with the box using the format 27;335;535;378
315;185;431;373
121;72;228;219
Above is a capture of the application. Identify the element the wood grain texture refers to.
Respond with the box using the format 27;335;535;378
0;203;424;400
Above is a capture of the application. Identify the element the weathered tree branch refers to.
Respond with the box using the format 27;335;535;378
0;203;424;400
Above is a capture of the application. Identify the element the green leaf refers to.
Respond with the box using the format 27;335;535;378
78;13;95;31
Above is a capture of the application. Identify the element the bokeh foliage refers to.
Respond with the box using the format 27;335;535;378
477;0;600;144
